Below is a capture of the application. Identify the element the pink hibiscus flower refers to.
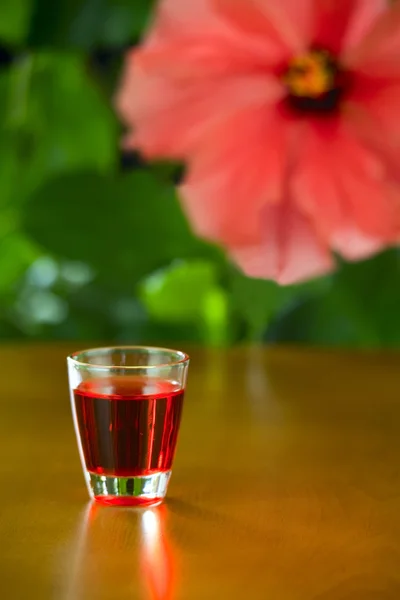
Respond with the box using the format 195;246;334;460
117;0;400;284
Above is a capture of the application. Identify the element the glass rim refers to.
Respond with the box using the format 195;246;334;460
67;345;190;371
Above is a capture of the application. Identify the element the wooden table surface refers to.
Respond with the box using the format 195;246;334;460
1;344;400;599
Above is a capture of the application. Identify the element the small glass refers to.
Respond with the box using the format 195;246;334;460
67;346;189;507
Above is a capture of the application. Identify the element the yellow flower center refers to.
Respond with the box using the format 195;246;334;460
284;50;336;99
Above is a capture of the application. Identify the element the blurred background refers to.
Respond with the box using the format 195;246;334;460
0;0;399;348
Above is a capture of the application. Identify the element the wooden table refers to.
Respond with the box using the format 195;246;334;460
1;344;400;599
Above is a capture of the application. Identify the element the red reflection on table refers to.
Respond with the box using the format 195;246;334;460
141;506;177;600
62;502;178;600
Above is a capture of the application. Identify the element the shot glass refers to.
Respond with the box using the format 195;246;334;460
67;346;189;507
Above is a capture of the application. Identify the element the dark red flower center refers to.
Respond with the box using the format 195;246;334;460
283;49;347;114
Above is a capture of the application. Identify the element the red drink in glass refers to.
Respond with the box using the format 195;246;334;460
68;347;189;506
74;377;184;477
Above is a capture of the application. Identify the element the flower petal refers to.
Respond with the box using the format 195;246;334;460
292;121;345;239
313;0;386;55
344;2;400;78
148;0;223;39
116;0;287;158
179;108;289;245
230;200;334;285
292;119;400;252
145;0;290;72
333;123;397;238
214;0;313;54
332;225;387;261
347;77;400;150
341;0;386;53
117;52;283;157
339;171;400;240
313;0;359;54
329;126;400;238
134;32;279;83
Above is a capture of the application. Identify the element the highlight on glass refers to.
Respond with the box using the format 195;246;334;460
67;346;190;507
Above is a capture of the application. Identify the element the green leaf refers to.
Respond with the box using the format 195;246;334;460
201;286;230;346
140;260;230;345
0;75;21;208
7;52;117;183
231;273;288;341
270;250;400;348
140;260;218;323
0;135;21;209
101;0;155;45
230;267;331;341
29;0;87;46
29;0;154;47
0;0;32;45
333;250;400;346
0;232;39;294
22;169;216;285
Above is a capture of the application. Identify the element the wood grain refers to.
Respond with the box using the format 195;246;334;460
1;344;400;599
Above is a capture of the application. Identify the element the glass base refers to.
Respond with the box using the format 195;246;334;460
86;471;171;507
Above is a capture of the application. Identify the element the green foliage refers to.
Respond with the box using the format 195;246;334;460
139;260;231;345
29;0;154;47
0;232;38;293
270;250;400;348
0;0;32;45
22;170;214;283
0;0;398;348
7;53;117;182
140;261;220;324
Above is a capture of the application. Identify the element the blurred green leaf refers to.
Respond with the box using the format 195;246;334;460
201;286;230;346
140;260;230;346
0;73;10;122
140;260;218;323
29;0;154;47
22;169;217;286
29;0;87;46
0;0;32;44
151;160;186;186
231;273;290;341
270;250;400;348
0;74;22;209
7;52;117;184
0;232;39;294
101;0;154;45
0;137;20;209
334;250;400;346
230;267;331;341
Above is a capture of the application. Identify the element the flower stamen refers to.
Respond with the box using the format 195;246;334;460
283;49;346;114
284;50;337;98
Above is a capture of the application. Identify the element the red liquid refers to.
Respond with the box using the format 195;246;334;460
73;377;184;477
